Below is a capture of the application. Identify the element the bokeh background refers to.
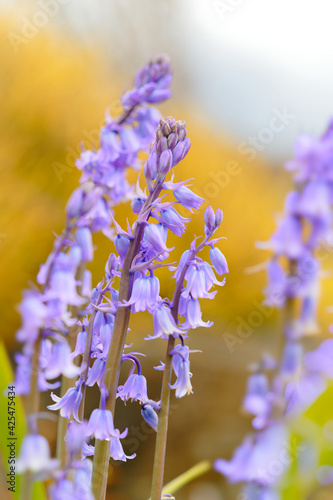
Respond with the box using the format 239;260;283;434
2;1;333;499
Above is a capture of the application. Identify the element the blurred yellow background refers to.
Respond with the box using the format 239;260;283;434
2;5;333;500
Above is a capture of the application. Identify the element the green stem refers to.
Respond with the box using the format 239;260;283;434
92;186;163;500
148;460;212;499
56;322;81;464
20;335;42;500
150;238;208;500
150;335;175;500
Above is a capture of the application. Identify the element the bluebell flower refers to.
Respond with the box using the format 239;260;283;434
85;408;117;441
91;323;113;360
72;459;94;500
209;247;229;276
263;260;286;308
71;328;87;359
204;206;215;234
41;340;82;380
182;261;225;300
49;478;73;500
214;423;289;487
16;291;48;343
173;185;204;213
121;55;172;109
144;223;169;254
169;344;193;398
17;433;59;474
131;196;146;214
110;428;136;461
48;379;83;421
14;352;32;395
141;403;159;431
117;373;148;403
304;339;333;378
76;227;94;262
280;341;303;378
285;372;326;416
114;234;131;262
149;301;184;339
170;250;191;282
65;421;88;455
269;216;304;259
86;359;106;387
179;296;212;329
155;207;191;236
242;373;272;428
121;273;160;313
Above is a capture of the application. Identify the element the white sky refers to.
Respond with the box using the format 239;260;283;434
4;0;333;160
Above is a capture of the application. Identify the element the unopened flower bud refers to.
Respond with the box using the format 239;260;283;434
82;187;103;214
156;136;168;155
131;197;145;214
66;188;84;219
76;227;93;262
204;206;215;234
158;149;173;176
215;208;223;227
167;132;178;150
141;404;158;431
115;235;130;262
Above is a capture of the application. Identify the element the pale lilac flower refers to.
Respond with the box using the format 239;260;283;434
49;478;73;500
169;344;193;398
149;301;183;339
85;408;117;441
41;340;83;380
76;227;93;262
179;296;212;329
144;223;169;254
204;206;215;235
303;339;333;378
14;352;32;395
16;291;48;343
285;372;326;415
155;207;191;236
171;249;191;282
270;216;303;259
48;380;83;421
86;358;106;387
209;247;229;276
114;234;131;262
280;341;303;378
173;185;204;213
117;373;149;403
182;261;225;300
110;428;135;461
17;433;59;473
141;403;159;431
214;424;289;487
243;373;271;419
121;273;160;313
65;421;88;455
121;55;172;109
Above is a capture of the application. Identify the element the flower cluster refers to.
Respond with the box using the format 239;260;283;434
13;50;229;499
41;110;228;500
14;55;172;397
15;56;173;498
215;122;333;499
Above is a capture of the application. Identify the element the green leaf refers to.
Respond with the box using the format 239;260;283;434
0;341;46;499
